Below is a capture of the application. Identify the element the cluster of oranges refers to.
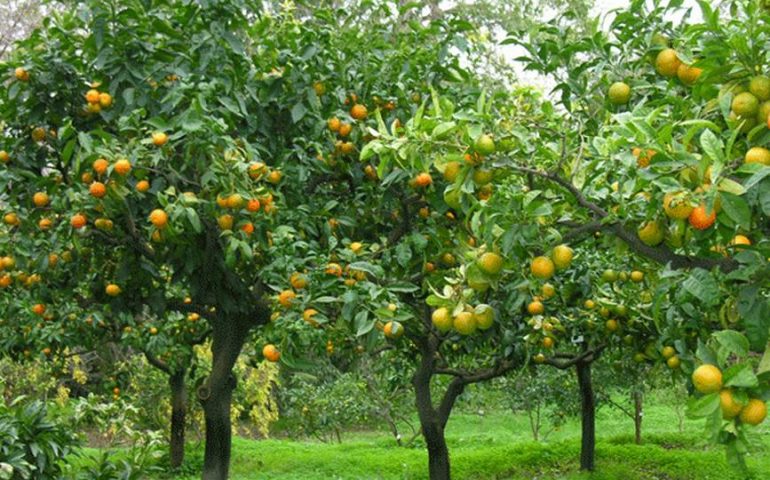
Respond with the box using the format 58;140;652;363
326;94;369;159
692;364;767;426
524;245;574;352
84;84;113;114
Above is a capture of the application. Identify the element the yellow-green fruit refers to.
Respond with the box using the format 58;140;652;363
630;271;644;282
608;82;631;104
444;188;462;210
551;244;573;270
718;82;746;102
749;75;770;101
638;221;665;247
474;134;495;155
732;92;760;117
477;252;504;275
661;346;676;359
728;111;758;133
468;278;490;293
474;304;495;330
655;48;681;77
431;307;453;332
745;146;770;166
663;192;694;220
472;169;493;186
443;161;462;182
530;256;555;280
666;355;681;369
453;311;477;335
757;101;770;123
720;390;743;419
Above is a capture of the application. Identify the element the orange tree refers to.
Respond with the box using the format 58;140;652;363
508;0;770;473
0;0;514;478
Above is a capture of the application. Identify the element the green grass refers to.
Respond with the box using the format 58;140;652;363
83;401;770;479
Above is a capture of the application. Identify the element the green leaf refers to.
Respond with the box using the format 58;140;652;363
185;208;202;233
431;121;456;139
78;132;93;153
291;103;307;123
686;392;720;418
682;269;720;306
699;129;724;163
388;282;419;293
354;310;373;337
723;363;758;388
713;330;750;357
348;261;384;279
720;193;751;230
395;242;412;268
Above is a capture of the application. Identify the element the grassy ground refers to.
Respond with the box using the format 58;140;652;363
146;401;770;480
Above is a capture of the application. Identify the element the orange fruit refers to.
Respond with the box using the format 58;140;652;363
630;271;644;282
384;321;404;339
527;300;544;315
14;67;29;81
136;180;150;192
474;304;495;330
152;131;169;146
248;162;267;180
412;172;432;187
608;82;631;104
443;161;462;182
99;93;112;108
93;158;109;175
655;48;681;77
3;213;19;226
340;142;355;155
0;275;11;288
246;199;261;212
350;104;368;120
86;89;101;104
278;290;296;308
477;252;504;275
530;256;555;279
739;399;767;426
89;182;107;198
731;234;751;247
114;159;131;175
149;209;168;229
692;364;722;394
328;118;341;132
677;64;702;85
31;127;46;142
431;307;453;332
338;123;352;137
605;319;619;332
551;244;573;270
666;355;681;369
313;81;325;96
226;193;244;209
263;344;281;362
720;390;744;419
638;220;665;246
474;134;495;155
325;263;343;277
240;222;254;235
688;204;717;230
33;192;50;207
267;170;282;184
38;218;53;230
71;213;87;229
744;146;770;166
632;148;656;168
733;92;760;117
32;304;46;316
542;337;554;349
0;150;9;163
663;192;694;219
290;273;308;290
105;284;121;296
81;172;94;184
453;312;477;335
661;346;676;359
217;214;234;230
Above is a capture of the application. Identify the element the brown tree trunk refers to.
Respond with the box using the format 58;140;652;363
412;339;451;480
576;360;595;471
169;369;187;469
200;322;249;480
633;390;643;445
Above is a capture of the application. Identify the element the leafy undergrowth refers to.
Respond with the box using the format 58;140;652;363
162;404;769;480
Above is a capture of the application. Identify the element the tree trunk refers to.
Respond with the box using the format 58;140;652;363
412;340;451;480
169;369;187;469
633;390;643;445
576;360;595;471
200;322;249;480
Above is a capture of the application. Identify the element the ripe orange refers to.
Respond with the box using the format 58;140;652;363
478;252;504;275
0;275;12;288
340;142;355;155
14;67;29;81
226;193;244;209
3;213;19;226
731;234;751;247
632;148;656;168
246;199;261;212
608;81;631;104
527;300;545;315
86;89;101;104
350;103;368;120
263;344;281;362
688;204;717;230
338;123;352;137
661;346;676;359
86;102;102;114
31;127;46;142
655;48;681;77
89;182;107;198
414;172;433;187
0;150;9;163
33;192;49;207
739;399;767;426
383;321;404;339
313;81;325;96
453;312;477;335
744;146;770;166
149;209;169;229
692;364;723;394
267;170;282;184
71;213;87;229
584;299;595;309
94;218;114;230
676;64;702;85
152;131;169;146
81;172;94;184
443;161;462;182
136;180;150;192
325;263;343;277
474;304;494;330
530;256;555;279
248;162;267;179
240;222;254;235
605;319;619;332
720;390;744;419
278;290;296;308
32;304;46;316
93;158;109;175
733;92;760;117
99;92;112;108
431;307;453;332
114;159;131;175
542;337;554;349
290;272;308;290
217;214;234;230
328;117;341;132
38;218;53;230
105;284;121;296
630;270;644;282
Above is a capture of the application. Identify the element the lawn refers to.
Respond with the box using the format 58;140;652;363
143;399;770;480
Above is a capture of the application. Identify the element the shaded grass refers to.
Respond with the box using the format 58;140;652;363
85;401;770;479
